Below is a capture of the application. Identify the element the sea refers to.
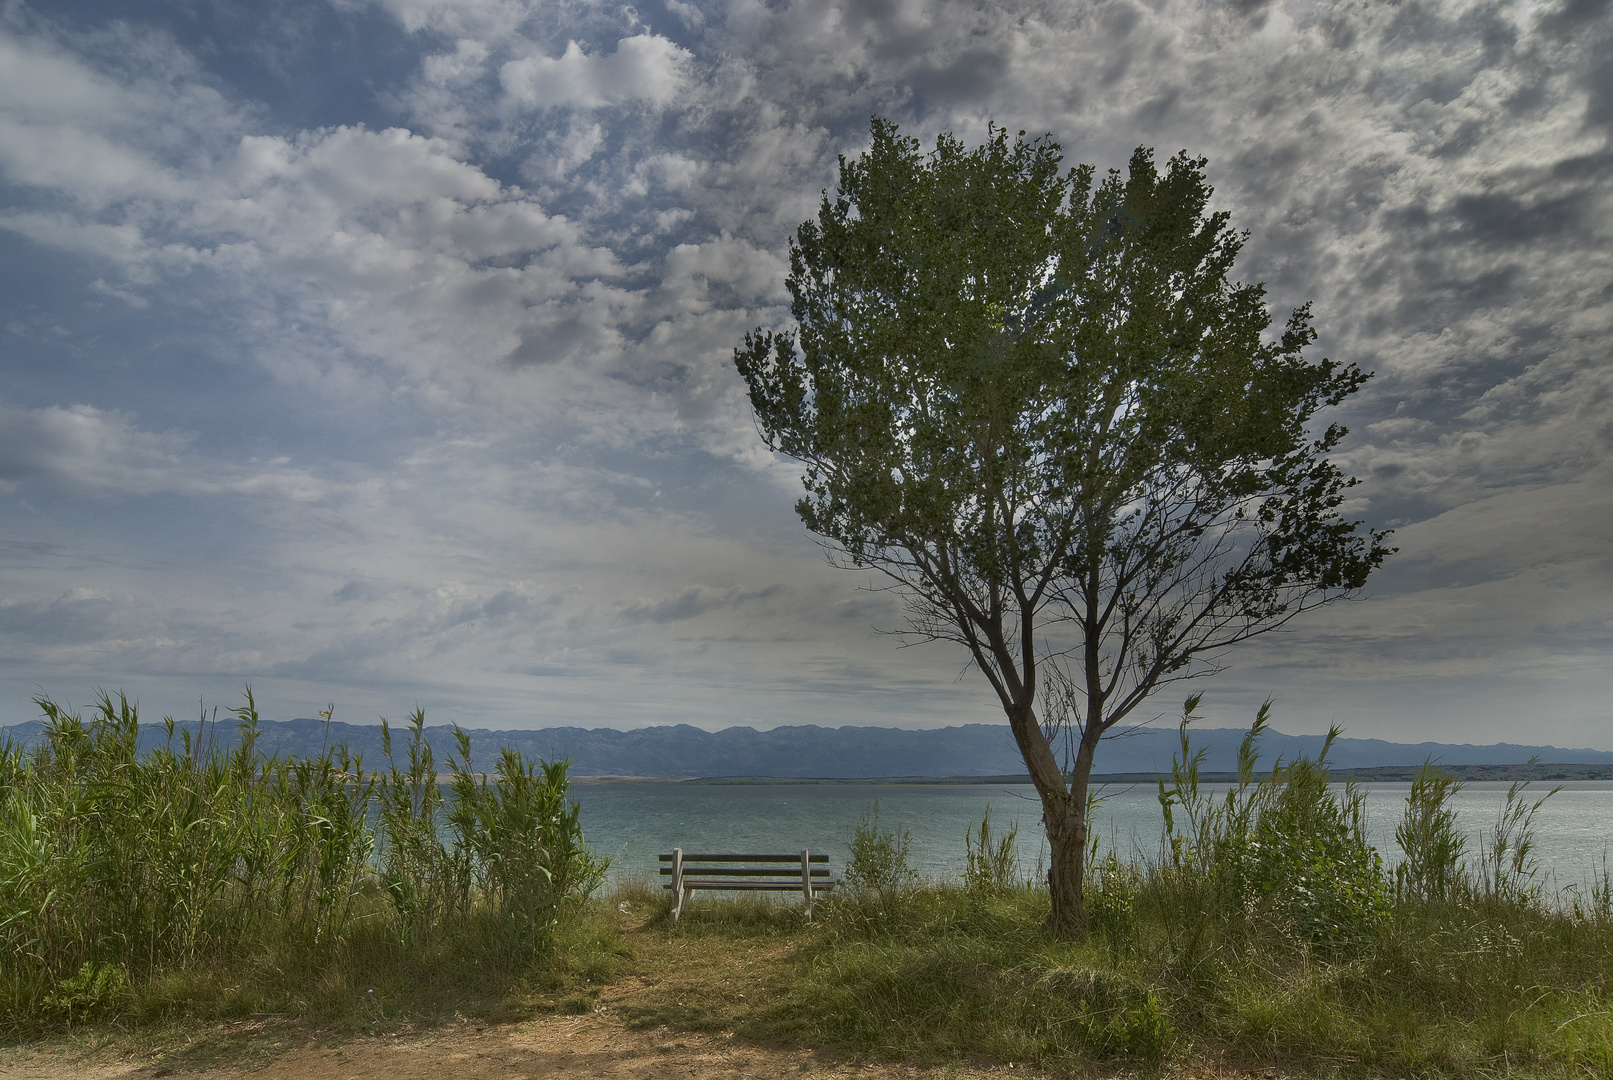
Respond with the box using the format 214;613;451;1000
572;779;1613;899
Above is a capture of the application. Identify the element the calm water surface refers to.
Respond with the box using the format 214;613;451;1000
572;780;1613;896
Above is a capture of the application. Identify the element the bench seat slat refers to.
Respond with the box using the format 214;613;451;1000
659;853;828;862
662;849;838;921
660;867;833;877
666;881;839;891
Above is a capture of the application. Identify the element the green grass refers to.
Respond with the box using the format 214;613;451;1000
0;689;613;1038
689;877;1613;1078
6;691;1613;1079
633;717;1613;1078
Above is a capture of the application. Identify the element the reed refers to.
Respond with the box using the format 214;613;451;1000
1394;760;1468;903
963;804;1021;896
734;706;1613;1076
0;690;606;1031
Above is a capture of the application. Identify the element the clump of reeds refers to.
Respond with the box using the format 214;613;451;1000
753;701;1613;1077
0;689;606;1030
1155;698;1388;953
963;804;1021;897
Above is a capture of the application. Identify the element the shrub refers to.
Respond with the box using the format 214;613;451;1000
963;804;1020;895
1158;699;1388;952
45;961;126;1021
844;802;914;902
1242;756;1387;949
1393;761;1467;903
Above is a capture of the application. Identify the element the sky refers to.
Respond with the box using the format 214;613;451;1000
0;0;1609;749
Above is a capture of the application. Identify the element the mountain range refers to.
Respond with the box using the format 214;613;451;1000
4;717;1611;778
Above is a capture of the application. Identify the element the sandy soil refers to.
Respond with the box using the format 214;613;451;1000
0;1008;1272;1080
0;1007;1055;1080
0;912;1260;1080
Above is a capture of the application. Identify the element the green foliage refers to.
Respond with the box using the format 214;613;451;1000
735;117;1392;928
763;844;1613;1077
446;732;608;946
962;804;1020;895
1478;775;1560;905
0;689;605;1028
843;802;914;903
1393;761;1468;903
1158;699;1388;952
45;961;126;1021
1086;851;1141;946
1079;988;1172;1060
0;689;377;1013
376;708;452;945
1578;855;1613;924
790;887;1172;1067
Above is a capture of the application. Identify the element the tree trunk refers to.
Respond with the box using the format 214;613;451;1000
1043;789;1087;932
1001;691;1097;934
1036;712;1103;934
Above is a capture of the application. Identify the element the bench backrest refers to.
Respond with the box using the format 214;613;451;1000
658;849;833;920
659;852;830;874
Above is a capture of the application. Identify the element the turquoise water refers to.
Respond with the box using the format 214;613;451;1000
572;780;1613;897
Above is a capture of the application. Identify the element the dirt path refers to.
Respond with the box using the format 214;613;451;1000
0;935;1041;1080
0;912;1252;1080
0;1008;1040;1080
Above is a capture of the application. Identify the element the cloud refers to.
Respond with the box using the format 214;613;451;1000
349;0;544;39
665;0;705;30
620;584;783;624
0;400;327;499
0;588;132;647
0;401;183;494
499;35;693;111
1;0;1610;745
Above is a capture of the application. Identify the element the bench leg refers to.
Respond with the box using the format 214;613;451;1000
671;848;684;923
801;848;812;921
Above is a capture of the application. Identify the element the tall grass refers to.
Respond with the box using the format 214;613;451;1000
759;704;1613;1076
1155;700;1388;953
1394;760;1468;903
0;690;606;1030
963;804;1021;896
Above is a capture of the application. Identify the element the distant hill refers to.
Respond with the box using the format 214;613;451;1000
3;717;1610;778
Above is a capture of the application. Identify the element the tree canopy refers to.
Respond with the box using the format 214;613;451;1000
735;119;1392;929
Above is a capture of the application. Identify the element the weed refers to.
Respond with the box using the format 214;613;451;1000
963;804;1020;896
1479;774;1560;905
45;961;126;1022
1157;701;1388;952
844;802;914;902
0;689;607;1032
1394;760;1468;904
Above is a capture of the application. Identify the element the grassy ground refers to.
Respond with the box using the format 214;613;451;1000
8;696;1611;1076
642;883;1613;1078
8;877;1613;1078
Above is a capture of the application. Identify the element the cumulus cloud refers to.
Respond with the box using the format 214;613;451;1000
0;400;325;499
499;35;692;110
620;584;783;624
0;0;1609;743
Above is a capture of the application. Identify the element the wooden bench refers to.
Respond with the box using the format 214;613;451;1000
659;849;836;921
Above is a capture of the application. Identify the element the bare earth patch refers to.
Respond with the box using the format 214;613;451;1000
0;912;1260;1080
0;1008;1039;1080
0;1005;1263;1080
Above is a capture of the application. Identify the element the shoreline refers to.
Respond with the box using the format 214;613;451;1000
568;762;1613;785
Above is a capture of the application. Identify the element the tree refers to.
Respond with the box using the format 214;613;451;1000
734;120;1392;931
